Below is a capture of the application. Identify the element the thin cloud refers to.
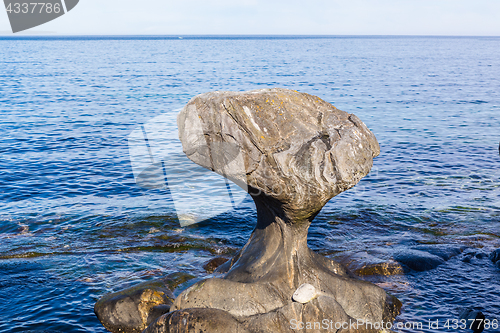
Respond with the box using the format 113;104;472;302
1;0;499;35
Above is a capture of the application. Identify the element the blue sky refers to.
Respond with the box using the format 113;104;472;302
1;0;500;35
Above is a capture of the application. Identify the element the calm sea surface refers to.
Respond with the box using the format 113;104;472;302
0;36;499;332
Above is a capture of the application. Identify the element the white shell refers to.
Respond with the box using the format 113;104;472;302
292;283;317;304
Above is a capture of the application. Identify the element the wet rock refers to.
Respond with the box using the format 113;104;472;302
300;297;354;332
459;308;486;333
475;252;489;259
412;244;464;261
337;245;463;275
462;255;473;263
357;260;405;276
490;248;500;263
337;251;404;276
393;249;445;272
95;281;172;333
162;88;401;333
202;256;229;273
292;283;318;303
461;249;495;264
95;272;194;333
463;248;478;256
237;299;355;333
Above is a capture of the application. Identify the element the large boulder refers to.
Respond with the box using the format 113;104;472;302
177;88;380;221
393;249;445;272
145;88;401;333
94;272;194;333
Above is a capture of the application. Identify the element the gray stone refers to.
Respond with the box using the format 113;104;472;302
475;252;489;259
462;255;473;263
146;89;400;332
336;244;462;276
94;272;194;333
336;251;405;276
143;308;250;333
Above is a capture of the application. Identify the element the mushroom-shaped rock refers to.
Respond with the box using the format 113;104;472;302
177;88;380;222
146;88;400;333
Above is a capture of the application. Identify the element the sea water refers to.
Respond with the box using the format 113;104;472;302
0;36;499;332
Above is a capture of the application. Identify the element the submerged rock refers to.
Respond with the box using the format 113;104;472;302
475;252;489;259
459;308;486;333
335;244;464;276
144;88;401;332
94;272;194;333
202;256;230;273
393;249;445;272
491;249;500;269
143;308;250;333
490;248;500;264
336;251;405;276
462;254;473;263
412;244;464;261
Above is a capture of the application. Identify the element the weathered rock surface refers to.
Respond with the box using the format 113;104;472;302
145;88;401;332
178;88;380;219
95;272;194;333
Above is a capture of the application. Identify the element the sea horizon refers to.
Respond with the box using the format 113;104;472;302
1;34;500;39
1;35;498;332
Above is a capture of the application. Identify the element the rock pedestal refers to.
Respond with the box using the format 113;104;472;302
143;88;401;332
